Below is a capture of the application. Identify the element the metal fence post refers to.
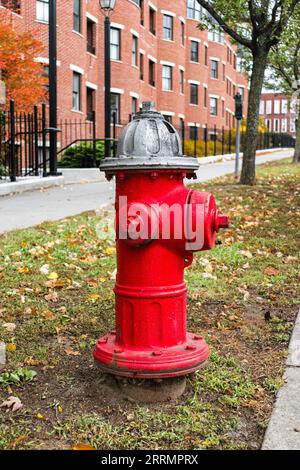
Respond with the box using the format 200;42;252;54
229;128;232;154
9;100;16;182
193;122;197;158
222;126;225;155
214;124;217;156
182;121;185;155
113;111;117;158
92;111;97;167
42;103;47;177
34;105;39;176
204;125;208;157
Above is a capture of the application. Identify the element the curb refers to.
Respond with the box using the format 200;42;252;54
0;176;65;197
262;308;300;450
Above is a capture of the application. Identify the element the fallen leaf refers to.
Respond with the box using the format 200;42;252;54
88;294;101;301
36;413;46;420
18;266;29;274
6;343;16;352
40;264;50;275
73;443;95;451
64;348;81;356
0;396;22;412
48;272;58;280
2;323;16;332
264;267;279;276
42;310;56;320
44;291;59;302
10;434;26;449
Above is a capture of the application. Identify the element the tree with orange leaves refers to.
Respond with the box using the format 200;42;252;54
0;5;47;112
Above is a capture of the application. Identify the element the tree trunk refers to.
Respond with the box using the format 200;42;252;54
240;50;268;185
293;106;300;163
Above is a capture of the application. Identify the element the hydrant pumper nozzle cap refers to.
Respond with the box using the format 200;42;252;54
100;102;200;172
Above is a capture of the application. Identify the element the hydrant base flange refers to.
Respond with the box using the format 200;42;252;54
93;332;209;378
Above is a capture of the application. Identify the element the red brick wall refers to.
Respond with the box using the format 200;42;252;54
5;1;249;140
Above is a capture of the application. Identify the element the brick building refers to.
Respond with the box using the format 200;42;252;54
2;0;248;141
259;91;296;137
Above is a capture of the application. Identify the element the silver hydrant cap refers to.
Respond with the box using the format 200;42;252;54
100;102;199;172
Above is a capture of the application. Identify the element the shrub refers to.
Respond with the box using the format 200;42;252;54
58;141;109;168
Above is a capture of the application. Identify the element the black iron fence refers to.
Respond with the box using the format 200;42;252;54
1;101;296;181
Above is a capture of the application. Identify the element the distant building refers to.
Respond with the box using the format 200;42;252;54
2;0;248;141
259;92;296;137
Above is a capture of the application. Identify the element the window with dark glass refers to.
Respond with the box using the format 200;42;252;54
149;7;156;35
211;60;218;79
163;15;173;40
190;41;199;62
181;21;185;45
149;60;156;87
110;27;121;60
204;45;208;66
162;65;172;91
189;126;198;140
72;72;81;111
223;63;225;81
204;87;207;107
73;0;81;33
190;84;198;105
140;0;144;26
132;97;137;116
111;93;120;124
86;87;95;121
2;0;21;14
180;70;184;94
163;115;173;124
140;53;144;80
87;19;96;55
210;97;218;116
132;35;138;66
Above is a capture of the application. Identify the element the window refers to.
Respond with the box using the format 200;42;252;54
163;115;173;124
204;45;208;66
290;118;296;133
87;19;96;55
281;118;287;133
2;0;21;14
222;100;225;118
42;65;49;98
140;0;144;26
204;87;207;107
210;97;218;116
140;53;144;80
149;60;156;87
190;84;198;105
274;118;279;132
149;7;156;35
274;100;280;114
282;99;288;114
191;41;199;63
211;60;218;79
73;0;81;33
111;93;120;124
72;72;81;111
163;15;173;41
132;35;138;66
189;126;198;140
208;23;224;44
238;86;244;100
162;65;172;91
187;0;202;20
259;100;265;115
222;64;225;81
110;27;121;61
266;100;272;114
181;21;185;45
86;87;95;121
132;97;138;116
180;70;184;94
36;0;48;22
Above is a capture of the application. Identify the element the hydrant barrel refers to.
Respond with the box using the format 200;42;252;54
94;102;229;378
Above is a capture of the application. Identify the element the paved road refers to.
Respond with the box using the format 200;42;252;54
0;149;293;234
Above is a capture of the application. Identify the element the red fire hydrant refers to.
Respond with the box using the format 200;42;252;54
94;102;229;378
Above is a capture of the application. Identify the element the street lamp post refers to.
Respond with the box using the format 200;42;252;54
49;0;58;175
99;0;117;160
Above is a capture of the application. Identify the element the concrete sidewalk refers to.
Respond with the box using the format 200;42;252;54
0;148;293;235
262;309;300;450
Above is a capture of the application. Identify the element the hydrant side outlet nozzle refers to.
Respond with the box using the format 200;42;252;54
93;103;229;378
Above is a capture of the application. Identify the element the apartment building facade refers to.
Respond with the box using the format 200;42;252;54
3;0;248;140
259;92;296;137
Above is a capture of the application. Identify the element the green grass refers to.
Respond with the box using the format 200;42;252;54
0;157;299;450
